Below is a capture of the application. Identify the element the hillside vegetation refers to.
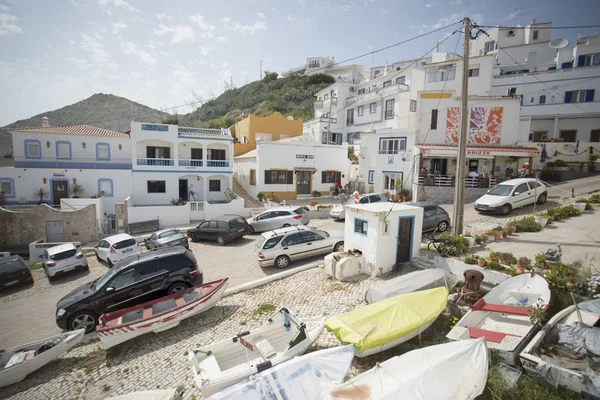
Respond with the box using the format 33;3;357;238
180;73;335;128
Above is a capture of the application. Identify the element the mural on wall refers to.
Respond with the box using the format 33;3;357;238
445;107;504;144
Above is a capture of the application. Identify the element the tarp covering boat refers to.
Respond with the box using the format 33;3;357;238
325;287;448;354
105;389;179;399
320;339;489;400
365;269;458;304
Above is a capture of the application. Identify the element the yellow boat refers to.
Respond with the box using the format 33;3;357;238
325;287;448;357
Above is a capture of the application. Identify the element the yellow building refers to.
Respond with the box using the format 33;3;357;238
231;112;303;157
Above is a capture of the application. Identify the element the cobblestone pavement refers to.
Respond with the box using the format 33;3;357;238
1;264;434;400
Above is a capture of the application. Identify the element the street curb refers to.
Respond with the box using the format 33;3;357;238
224;262;322;296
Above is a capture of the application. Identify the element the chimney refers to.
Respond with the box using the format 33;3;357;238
42;116;49;128
531;18;536;24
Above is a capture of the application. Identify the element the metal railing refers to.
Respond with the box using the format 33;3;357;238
136;158;174;166
414;175;497;187
189;201;204;212
14;156;131;169
206;160;229;167
179;159;203;167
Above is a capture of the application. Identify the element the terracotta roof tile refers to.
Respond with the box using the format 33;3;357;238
9;125;129;138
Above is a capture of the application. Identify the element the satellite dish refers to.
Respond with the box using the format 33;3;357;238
549;38;569;49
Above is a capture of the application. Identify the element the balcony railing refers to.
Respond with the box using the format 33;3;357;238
414;175;497;187
206;160;229;167
314;101;324;109
178;127;230;136
136;158;174;166
179;159;203;167
14;156;131;169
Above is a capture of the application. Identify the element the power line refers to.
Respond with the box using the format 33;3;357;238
477;24;600;30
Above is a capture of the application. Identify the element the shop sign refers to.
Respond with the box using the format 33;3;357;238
296;154;314;159
466;150;490;156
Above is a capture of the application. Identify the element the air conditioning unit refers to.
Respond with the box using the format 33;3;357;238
507;29;516;37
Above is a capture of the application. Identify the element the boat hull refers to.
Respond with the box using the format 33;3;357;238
355;319;435;357
365;269;457;304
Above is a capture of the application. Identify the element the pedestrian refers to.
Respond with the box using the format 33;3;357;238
505;166;513;180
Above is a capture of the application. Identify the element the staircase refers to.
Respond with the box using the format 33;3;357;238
232;177;263;208
411;252;437;270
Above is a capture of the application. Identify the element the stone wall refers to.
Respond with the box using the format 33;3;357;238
114;202;128;234
0;204;97;246
417;185;488;204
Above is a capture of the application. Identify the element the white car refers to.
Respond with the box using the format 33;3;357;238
329;193;388;220
474;178;548;215
94;233;141;267
42;243;88;281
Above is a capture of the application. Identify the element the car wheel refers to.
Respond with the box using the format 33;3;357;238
216;235;226;246
437;221;449;232
69;311;98;334
108;258;114;268
275;255;290;269
94;250;100;260
501;204;512;215
282;224;291;228
45;268;55;282
537;193;547;205
248;226;255;234
168;282;189;294
333;242;344;252
190;233;198;243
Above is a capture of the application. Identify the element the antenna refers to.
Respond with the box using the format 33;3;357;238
549;38;569;49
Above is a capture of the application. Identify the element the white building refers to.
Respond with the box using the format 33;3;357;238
233;138;350;201
282;56;366;84
369;55;432;80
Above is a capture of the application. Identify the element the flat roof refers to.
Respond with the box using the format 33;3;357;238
346;202;420;214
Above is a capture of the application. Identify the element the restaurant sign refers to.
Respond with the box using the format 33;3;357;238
296;155;314;159
466;150;490;156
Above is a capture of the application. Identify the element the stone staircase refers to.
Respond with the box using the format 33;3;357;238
232;176;263;208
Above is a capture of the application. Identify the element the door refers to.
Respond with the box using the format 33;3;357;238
299;230;328;257
422;206;438;231
396;217;414;264
280;233;307;261
46;221;64;242
297;171;310;195
254;211;274;232
135;260;168;303
195;221;210;239
511;182;532;208
96;240;109;261
104;267;144;312
272;211;292;229
179;179;188;201
52;180;68;205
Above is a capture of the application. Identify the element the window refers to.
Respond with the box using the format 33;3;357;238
25;140;41;158
396;76;405;84
430;109;438;130
565;90;594;103
55;141;71;159
98;179;114;197
384;173;403;191
354;218;368;236
282;233;303;247
96;143;110;160
308;60;320;68
208;149;226;160
507;87;517;96
346;109;354;126
209;180;221;192
532;30;539;40
147;180;166;193
591;129;600;142
484;40;496;55
539;95;546;104
368;170;374;184
532;131;548;141
191;148;203;160
264;170;293;184
530;97;535;103
385;99;395;119
249;169;256;186
410;100;417;112
468;68;480;77
583;53;600;66
357;106;364;116
379;138;406;154
322;171;341;184
369;103;377;114
424;206;437;218
425;66;456;83
111;268;137;290
358;88;366;95
300;231;324;242
323;93;329;100
383;80;392;87
0;179;14;196
322;132;342;145
514;183;529;195
560;130;577;142
217;221;227;229
146;146;170;159
263;237;283;250
374;70;380;77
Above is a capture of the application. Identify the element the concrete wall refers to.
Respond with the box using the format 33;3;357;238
61;198;105;230
114;202;128;233
416;185;489;204
128;203;190;228
0;204;97;245
517;141;600;170
231;112;304;156
204;197;251;219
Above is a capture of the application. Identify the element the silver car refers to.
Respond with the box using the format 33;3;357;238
255;225;344;268
42;243;89;281
247;206;310;233
144;228;189;250
330;193;387;220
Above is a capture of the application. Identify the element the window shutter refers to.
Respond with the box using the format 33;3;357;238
264;170;272;184
585;89;595;103
564;91;572;103
336;171;341;183
146;147;153;158
578;55;586;67
431;109;438;130
286;170;293;184
336;134;342;145
321;171;326;183
321;133;327;144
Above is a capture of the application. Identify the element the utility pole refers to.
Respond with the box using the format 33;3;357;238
453;17;470;235
325;89;334;142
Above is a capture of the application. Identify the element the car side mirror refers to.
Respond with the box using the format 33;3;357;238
513;192;520;196
39;255;44;259
105;287;115;293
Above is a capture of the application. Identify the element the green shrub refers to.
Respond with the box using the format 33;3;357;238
436;232;468;257
464;255;476;265
515;216;542;232
312;190;321;197
499;252;517;265
535;252;546;269
553;159;567;167
488;251;500;262
517;256;532;268
560;205;580;217
485;260;508;272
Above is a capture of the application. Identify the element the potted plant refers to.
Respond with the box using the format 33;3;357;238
34;188;49;204
534;213;549;228
488;251;500;262
535;252;546;270
501;228;508;238
499;252;516;266
257;192;265;202
493;227;503;240
71;183;84;198
486;230;497;242
474;234;482;245
516;256;531;271
481;234;488;243
464;255;476;265
477;257;487;267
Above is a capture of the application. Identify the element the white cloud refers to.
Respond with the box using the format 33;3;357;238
216;36;227;42
190;14;215;30
0;5;9;11
504;11;519;21
120;40;157;65
0;12;22;36
287;14;298;22
156;13;172;21
80;34;109;64
199;45;213;56
200;31;213;39
160;51;169;56
98;0;139;14
154;23;196;44
451;0;463;4
271;6;279;14
221;17;267;36
112;21;127;34
257;12;266;19
68;56;91;70
340;3;352;11
425;3;432;8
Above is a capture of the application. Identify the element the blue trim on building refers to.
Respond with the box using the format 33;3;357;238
177;135;233;141
353;217;368;236
378;136;407;152
141;123;168;131
97;178;114;197
520;100;600;107
382;170;404;189
396;215;416;262
55;140;72;160
14;160;131;169
0;177;16;199
132;169;233;174
368;170;375;184
96;142;111;161
49;178;69;205
492;74;600;87
24;139;42;158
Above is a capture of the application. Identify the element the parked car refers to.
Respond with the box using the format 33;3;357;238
247;206;310;233
411;202;451;233
0;255;33;290
474;178;548;215
255;225;345;269
42;243;89;281
56;246;203;333
187;215;250;245
329;193;387;220
144;228;189;250
95;233;142;267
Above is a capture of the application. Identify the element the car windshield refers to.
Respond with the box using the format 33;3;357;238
255;235;268;248
91;268;120;291
50;249;77;260
311;228;329;238
0;259;23;271
113;238;136;249
487;185;514;196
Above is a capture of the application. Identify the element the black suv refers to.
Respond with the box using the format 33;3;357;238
187;214;250;245
56;247;202;333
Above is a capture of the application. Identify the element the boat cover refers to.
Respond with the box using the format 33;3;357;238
105;389;177;400
208;345;355;400
365;269;458;304
320;339;488;400
325;287;448;352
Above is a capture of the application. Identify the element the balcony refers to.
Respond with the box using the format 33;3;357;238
206;160;230;168
519;101;600;118
136;158;174;166
179;159;203;167
14;156;131;169
314;101;324;109
345;96;357;106
177;127;231;137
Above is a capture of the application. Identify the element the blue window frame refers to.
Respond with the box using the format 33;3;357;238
98;179;114;197
354;218;368;236
96;143;111;160
24;139;42;158
0;177;15;199
368;170;375;184
55;141;72;160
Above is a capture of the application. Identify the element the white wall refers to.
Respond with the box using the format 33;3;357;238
423;55;495;96
128;203;190;228
233;157;259;199
61;198;105;222
204;197;251;219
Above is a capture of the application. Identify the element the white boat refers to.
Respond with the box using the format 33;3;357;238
105;389;180;399
447;272;551;366
0;329;85;387
320;339;489;400
365;268;458;304
209;345;355;399
97;278;228;349
520;299;600;398
188;307;325;398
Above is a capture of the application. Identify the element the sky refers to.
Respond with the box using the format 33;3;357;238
0;0;599;127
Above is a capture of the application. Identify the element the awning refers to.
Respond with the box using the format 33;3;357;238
294;167;317;172
416;144;539;158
